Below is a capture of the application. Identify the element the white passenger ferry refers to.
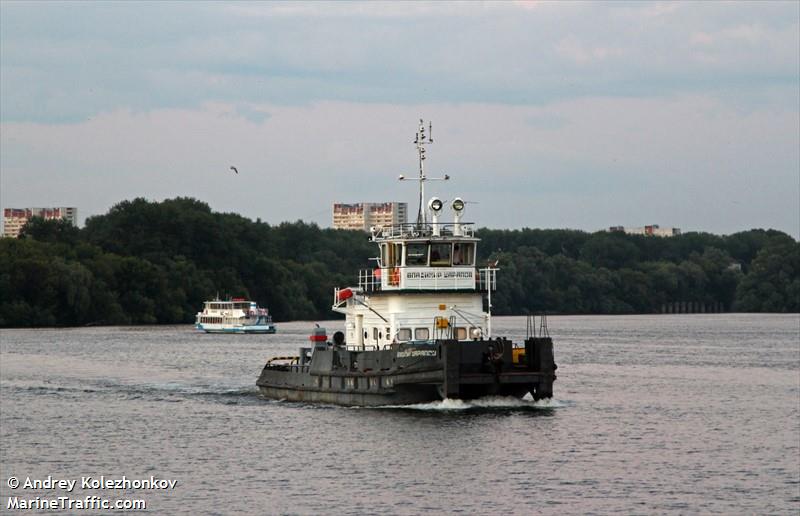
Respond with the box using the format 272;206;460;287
195;298;276;334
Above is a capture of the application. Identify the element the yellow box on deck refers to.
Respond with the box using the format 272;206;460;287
512;348;526;364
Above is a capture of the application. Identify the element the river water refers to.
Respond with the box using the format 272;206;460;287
1;314;798;515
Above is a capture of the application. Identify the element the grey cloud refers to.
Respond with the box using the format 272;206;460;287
1;2;797;237
2;2;798;122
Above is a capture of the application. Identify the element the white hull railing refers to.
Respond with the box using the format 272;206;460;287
358;270;382;292
476;268;497;291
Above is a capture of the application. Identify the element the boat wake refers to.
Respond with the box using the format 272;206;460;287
3;378;260;404
377;395;566;411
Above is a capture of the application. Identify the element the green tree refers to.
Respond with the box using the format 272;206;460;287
735;240;800;312
1;196;797;327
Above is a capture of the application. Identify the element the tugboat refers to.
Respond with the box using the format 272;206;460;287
256;120;556;405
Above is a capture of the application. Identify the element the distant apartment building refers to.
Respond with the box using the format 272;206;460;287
333;202;408;231
609;225;681;237
3;207;78;238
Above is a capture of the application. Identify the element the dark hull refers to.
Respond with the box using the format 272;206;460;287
257;338;556;407
258;384;440;406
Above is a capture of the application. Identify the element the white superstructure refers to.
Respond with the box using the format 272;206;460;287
332;120;496;349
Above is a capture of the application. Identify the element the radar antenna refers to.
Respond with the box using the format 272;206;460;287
399;119;449;226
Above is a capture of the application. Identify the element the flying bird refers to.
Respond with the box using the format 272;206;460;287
230;166;238;174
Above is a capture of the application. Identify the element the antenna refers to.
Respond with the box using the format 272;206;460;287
398;119;449;226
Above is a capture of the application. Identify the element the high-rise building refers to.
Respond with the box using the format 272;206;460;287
333;202;408;231
608;225;681;237
3;207;78;238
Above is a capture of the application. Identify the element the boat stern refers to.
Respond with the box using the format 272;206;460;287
437;338;556;400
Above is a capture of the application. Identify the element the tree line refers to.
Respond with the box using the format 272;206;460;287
0;197;797;327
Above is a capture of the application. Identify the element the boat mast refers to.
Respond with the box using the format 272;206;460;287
400;119;448;228
414;119;431;226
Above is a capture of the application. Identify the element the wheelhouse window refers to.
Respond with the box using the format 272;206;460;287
414;328;430;340
430;243;452;267
454;327;468;340
381;244;402;267
406;243;428;266
390;243;402;266
452;243;475;266
397;328;412;341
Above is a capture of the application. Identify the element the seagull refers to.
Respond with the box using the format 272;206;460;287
230;166;238;174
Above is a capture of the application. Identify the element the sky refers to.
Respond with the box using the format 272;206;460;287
1;1;798;237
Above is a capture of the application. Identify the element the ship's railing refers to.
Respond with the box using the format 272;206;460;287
358;269;382;292
526;313;550;338
476;268;497;291
372;222;475;240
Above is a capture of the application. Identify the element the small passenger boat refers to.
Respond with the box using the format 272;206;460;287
195;298;276;334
